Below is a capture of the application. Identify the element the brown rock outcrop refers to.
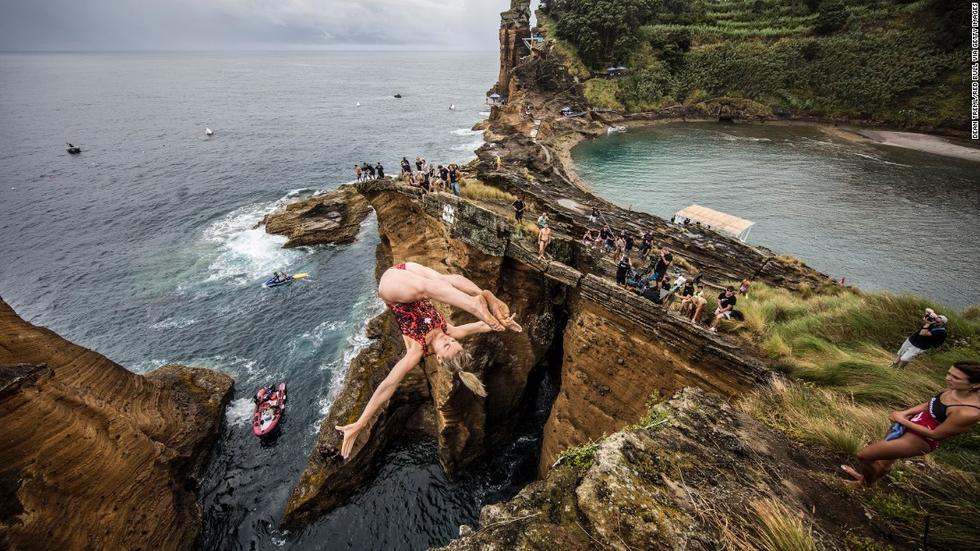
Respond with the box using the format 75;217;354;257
282;180;779;528
0;300;233;551
262;184;372;248
436;387;899;551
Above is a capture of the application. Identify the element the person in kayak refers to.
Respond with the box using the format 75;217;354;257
335;262;522;459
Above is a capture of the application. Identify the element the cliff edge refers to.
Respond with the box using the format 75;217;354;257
0;300;233;551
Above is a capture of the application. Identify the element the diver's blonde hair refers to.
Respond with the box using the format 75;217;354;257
442;350;486;397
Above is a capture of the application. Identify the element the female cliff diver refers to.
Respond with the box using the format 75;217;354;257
841;361;980;487
335;262;522;459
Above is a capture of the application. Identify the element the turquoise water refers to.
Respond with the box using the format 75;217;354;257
571;122;980;309
0;51;531;550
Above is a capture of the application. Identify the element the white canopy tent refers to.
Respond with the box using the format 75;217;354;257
674;204;755;242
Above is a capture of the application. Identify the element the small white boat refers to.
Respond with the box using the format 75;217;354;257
205;127;214;136
449;104;456;111
356;102;361;107
607;126;627;134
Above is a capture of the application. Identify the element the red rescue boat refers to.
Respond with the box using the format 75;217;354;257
252;383;286;437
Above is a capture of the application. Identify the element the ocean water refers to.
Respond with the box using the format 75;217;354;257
0;51;520;551
571;122;980;309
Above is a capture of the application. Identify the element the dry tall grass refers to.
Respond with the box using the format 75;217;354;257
459;180;516;203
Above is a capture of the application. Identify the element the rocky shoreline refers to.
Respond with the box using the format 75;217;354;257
0;299;233;550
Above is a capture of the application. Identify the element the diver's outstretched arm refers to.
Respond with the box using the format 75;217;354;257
336;345;425;459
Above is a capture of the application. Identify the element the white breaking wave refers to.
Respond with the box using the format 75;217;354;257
201;200;305;286
225;397;255;427
149;317;198;330
452;138;485;152
452;128;481;137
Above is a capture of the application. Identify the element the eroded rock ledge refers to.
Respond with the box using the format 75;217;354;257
0;300;233;550
262;184;372;248
436;387;897;551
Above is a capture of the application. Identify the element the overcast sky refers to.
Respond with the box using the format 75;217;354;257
0;0;515;51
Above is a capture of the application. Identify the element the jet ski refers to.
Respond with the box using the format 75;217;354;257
252;383;286;437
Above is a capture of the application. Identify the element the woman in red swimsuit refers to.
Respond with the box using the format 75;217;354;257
841;361;980;487
336;262;522;459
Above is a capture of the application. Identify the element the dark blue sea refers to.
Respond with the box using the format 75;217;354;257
0;51;537;551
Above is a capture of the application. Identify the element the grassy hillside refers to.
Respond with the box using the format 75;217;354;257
727;284;980;549
541;0;969;128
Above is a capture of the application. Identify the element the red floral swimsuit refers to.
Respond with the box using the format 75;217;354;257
387;263;447;355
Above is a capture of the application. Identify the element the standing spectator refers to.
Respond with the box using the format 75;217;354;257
366;163;376;179
709;287;738;332
375;163;384;179
355;164;364;182
613;235;626;257
739;278;752;298
623;231;634;257
589;206;600;226
538;223;552;259
651;247;673;282
439;164;449;185
401;157;412;177
512;196;526;223
415;157;423;172
890;309;949;368
663;272;688;307
448;164;460;195
495;155;502;170
638;232;653;260
616;255;632;287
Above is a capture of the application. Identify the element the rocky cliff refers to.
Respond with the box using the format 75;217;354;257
262;184;372;248
281;179;781;527
0;300;233;551
436;387;900;551
281;0;853;539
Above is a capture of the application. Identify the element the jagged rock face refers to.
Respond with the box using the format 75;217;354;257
282;182;563;529
281;310;432;530
361;181;561;473
539;286;767;474
262;184;372;248
0;300;233;551
436;387;894;551
496;1;531;97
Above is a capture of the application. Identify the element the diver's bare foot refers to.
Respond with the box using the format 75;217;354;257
482;290;510;319
475;295;504;330
840;465;864;488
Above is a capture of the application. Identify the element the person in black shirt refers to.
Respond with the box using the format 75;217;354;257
623;232;634;256
638;234;652;260
615;255;632;287
512;198;526;222
709;287;737;332
651;247;673;281
375;163;384;179
890;309;949;368
400;157;412;177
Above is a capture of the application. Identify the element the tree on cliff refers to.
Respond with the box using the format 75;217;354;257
551;0;701;67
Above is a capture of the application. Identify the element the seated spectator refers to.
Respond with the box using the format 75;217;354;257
890;309;949;368
709;287;738;332
688;284;708;323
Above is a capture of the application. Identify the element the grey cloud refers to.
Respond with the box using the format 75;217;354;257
0;0;509;50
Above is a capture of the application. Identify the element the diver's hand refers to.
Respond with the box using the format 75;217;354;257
336;421;365;459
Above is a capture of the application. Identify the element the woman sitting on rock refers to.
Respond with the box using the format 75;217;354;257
335;262;522;459
841;361;980;487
